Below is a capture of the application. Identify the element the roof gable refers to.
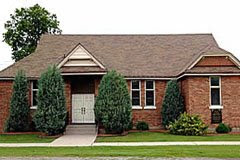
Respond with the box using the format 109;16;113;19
58;44;105;68
196;56;236;67
187;46;240;70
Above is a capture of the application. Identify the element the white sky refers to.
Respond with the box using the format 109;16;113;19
0;0;240;70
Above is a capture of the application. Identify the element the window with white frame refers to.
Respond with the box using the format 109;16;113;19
131;80;141;106
31;81;38;107
145;80;155;106
210;76;221;106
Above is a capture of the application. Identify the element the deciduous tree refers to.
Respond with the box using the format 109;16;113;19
3;4;61;61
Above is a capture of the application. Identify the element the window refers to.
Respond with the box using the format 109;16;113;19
131;80;141;108
31;81;38;108
145;80;155;108
210;76;221;106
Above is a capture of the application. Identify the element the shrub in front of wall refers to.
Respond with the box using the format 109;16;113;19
136;121;149;131
4;70;29;132
33;65;67;136
169;113;208;136
216;123;231;134
94;70;132;134
161;80;185;128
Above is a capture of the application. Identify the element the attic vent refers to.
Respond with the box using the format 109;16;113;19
60;44;104;68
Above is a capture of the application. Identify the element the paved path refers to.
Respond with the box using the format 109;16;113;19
1;141;240;147
0;143;50;147
50;134;97;146
93;141;240;146
0;157;239;160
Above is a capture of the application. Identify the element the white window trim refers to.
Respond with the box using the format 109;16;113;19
30;81;38;109
131;80;142;109
209;76;223;109
144;80;156;109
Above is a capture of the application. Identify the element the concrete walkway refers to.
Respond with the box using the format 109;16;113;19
0;143;50;147
93;141;240;146
50;134;97;146
1;141;240;147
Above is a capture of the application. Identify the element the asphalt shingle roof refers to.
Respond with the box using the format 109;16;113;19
0;34;236;78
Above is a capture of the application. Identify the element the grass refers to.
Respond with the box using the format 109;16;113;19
0;146;240;157
96;132;240;142
0;134;55;143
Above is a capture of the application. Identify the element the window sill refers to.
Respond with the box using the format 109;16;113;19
30;106;37;110
209;105;223;109
144;106;156;109
132;106;142;109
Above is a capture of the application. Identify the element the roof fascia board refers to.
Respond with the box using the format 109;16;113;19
61;72;106;75
177;73;240;79
125;73;240;80
124;77;172;80
0;78;14;80
2;72;240;80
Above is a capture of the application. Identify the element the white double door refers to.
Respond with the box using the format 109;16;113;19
72;94;95;123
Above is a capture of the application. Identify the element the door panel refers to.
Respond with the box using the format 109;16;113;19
84;94;95;123
72;94;95;123
72;94;84;123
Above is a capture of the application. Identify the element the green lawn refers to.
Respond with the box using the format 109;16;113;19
96;132;240;142
0;134;55;143
0;146;240;158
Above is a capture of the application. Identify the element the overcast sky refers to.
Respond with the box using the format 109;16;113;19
0;0;240;70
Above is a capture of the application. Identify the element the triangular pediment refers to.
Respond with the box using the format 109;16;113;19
58;44;105;69
187;46;240;70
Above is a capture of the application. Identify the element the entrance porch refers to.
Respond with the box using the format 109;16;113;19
64;75;102;125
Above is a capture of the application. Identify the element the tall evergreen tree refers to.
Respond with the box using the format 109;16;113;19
162;80;185;127
94;70;132;134
5;70;29;132
33;66;66;135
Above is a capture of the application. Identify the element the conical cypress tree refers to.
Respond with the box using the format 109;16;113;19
33;66;66;135
162;80;185;127
94;70;132;134
4;70;29;132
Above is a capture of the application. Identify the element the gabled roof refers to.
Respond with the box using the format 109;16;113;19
0;34;236;79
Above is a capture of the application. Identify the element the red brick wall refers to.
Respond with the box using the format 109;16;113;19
181;77;211;125
64;78;72;124
221;76;240;127
2;75;240;132
0;81;13;133
127;80;166;129
196;56;235;67
181;76;240;128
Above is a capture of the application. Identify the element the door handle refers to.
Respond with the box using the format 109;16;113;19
81;107;83;114
81;107;86;114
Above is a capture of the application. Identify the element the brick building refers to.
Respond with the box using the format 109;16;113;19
0;34;240;132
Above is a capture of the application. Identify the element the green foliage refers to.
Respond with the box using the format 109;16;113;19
4;70;29;132
169;113;208;136
136;121;149;131
216;123;231;134
3;4;61;61
33;66;66;136
94;70;132;134
161;80;185;127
